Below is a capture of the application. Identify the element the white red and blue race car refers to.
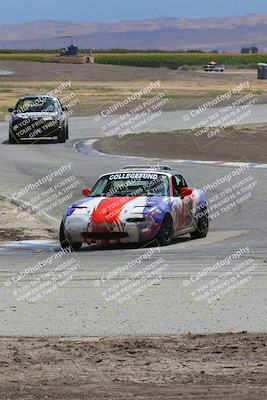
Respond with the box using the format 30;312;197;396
59;165;209;250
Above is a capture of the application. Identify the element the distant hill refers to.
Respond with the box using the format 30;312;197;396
0;14;267;51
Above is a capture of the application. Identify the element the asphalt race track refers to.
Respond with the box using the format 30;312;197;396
0;113;266;336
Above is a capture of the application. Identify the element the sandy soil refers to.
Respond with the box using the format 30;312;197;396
0;333;266;400
0;197;56;243
94;123;267;164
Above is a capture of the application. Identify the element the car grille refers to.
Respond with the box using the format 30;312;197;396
126;217;145;222
84;232;129;240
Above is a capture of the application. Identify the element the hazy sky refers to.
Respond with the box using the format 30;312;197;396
0;0;266;24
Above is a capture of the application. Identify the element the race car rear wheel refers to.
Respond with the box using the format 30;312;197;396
157;214;174;246
59;221;82;251
190;208;209;239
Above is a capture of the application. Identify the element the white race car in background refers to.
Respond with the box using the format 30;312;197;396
60;165;209;250
203;63;225;72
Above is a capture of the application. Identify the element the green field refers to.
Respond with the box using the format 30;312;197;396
0;53;45;62
94;53;267;68
0;51;267;68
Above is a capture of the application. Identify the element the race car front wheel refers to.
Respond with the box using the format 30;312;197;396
59;221;82;252
9;130;18;144
157;215;174;246
190;208;209;239
57;127;67;143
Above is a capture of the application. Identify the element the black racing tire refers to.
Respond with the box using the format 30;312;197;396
57;127;66;143
59;221;82;252
66;124;69;140
157;214;174;246
9;130;17;144
190;207;209;239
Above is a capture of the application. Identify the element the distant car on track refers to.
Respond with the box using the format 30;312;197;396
60;165;209;251
8;95;69;144
203;63;225;72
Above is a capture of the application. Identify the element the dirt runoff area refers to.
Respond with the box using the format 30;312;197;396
0;333;266;400
0;61;265;119
0;197;56;243
94;123;267;164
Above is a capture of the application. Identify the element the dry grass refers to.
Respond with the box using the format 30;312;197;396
1;77;267;119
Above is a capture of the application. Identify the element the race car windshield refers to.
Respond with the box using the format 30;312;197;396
15;98;57;113
90;173;170;197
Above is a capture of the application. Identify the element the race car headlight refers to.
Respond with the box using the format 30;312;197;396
13;114;28;120
42;116;54;121
147;207;163;223
66;207;75;217
149;207;162;216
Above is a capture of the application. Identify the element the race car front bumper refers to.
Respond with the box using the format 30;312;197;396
64;213;160;244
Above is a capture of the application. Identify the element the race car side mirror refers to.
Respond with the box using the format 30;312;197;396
82;187;91;197
180;187;192;199
8;107;14;113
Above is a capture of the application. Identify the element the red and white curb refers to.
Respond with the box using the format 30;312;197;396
74;139;267;169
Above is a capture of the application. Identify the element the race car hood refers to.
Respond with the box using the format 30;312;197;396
65;196;172;224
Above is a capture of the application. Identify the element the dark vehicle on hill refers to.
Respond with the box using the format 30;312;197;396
8;95;69;144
